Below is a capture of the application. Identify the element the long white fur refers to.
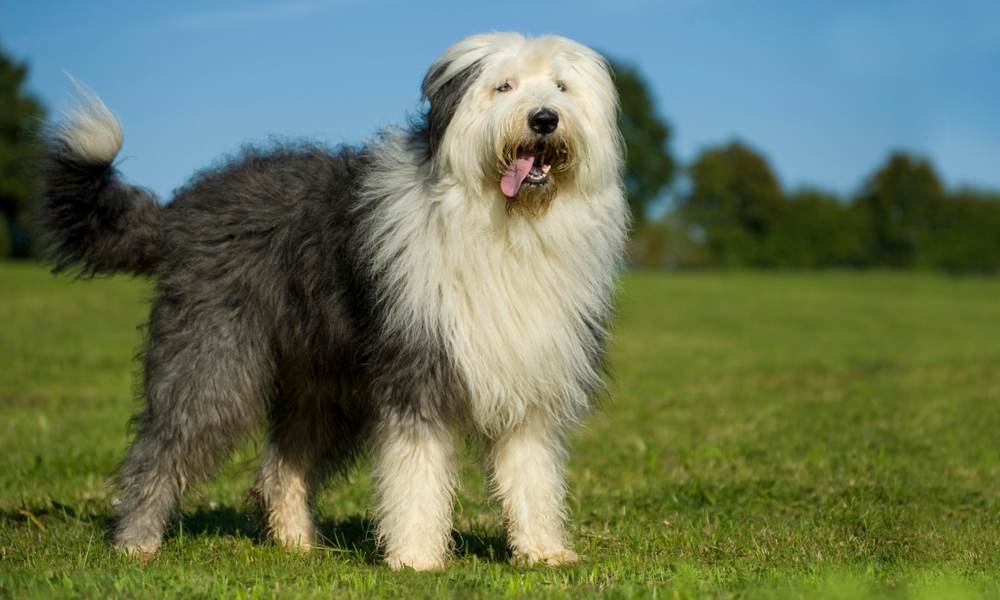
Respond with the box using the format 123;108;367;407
490;409;578;564
363;33;627;436
372;414;458;571
56;76;124;164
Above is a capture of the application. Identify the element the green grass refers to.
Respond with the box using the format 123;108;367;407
2;262;999;598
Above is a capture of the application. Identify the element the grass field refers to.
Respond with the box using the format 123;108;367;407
2;262;999;598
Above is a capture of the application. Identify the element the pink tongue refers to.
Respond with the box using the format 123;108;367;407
501;154;536;198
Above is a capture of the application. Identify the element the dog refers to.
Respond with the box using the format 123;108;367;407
39;32;627;570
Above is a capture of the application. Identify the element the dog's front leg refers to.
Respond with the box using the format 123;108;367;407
372;410;457;571
489;411;579;566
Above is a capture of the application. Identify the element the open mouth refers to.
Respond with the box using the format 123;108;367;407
500;144;557;198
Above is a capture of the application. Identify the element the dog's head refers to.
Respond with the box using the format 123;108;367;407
418;33;622;215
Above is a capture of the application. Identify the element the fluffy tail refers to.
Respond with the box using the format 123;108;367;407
38;81;163;277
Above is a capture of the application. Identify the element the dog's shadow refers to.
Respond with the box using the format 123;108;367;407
3;500;509;564
173;506;510;564
177;505;260;541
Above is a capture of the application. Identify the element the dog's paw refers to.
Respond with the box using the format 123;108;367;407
511;546;580;567
270;520;316;553
273;530;314;553
114;526;162;563
116;541;159;563
385;552;447;572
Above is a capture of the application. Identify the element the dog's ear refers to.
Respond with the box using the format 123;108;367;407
419;59;482;158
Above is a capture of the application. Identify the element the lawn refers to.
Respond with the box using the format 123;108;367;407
2;262;999;598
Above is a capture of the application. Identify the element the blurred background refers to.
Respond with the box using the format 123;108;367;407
1;0;998;272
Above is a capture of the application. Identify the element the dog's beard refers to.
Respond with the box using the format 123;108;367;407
494;135;576;216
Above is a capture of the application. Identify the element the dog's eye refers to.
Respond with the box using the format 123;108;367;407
555;80;567;92
495;81;513;93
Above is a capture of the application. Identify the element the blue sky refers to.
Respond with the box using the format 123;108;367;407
3;0;999;202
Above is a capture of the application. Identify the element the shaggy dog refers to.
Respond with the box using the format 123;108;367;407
39;32;627;570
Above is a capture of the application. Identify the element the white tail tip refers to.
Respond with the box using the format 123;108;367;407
56;74;124;163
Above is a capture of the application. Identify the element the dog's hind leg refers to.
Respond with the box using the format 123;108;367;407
113;310;273;559
252;380;368;551
251;436;316;550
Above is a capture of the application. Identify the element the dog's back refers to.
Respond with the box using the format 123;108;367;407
40;95;365;288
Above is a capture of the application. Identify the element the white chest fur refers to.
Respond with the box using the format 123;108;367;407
365;171;625;434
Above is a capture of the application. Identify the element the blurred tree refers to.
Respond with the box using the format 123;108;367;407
774;188;867;268
921;188;1000;273
629;214;713;270
610;60;675;225
680;141;783;266
853;152;944;268
0;47;45;259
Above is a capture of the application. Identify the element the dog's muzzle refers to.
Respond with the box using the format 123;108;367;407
500;107;567;198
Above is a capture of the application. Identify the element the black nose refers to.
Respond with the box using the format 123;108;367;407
529;108;559;135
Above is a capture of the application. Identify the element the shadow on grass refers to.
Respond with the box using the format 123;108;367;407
169;507;511;564
451;526;512;563
314;515;511;564
176;505;262;542
3;501;511;563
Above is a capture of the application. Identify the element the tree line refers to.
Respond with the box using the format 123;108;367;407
632;142;1000;273
1;48;998;273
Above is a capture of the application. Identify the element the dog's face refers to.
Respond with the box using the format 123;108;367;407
421;33;622;214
